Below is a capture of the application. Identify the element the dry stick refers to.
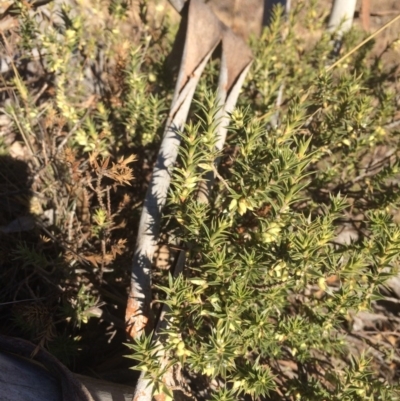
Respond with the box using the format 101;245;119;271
361;0;371;31
126;0;222;342
0;298;46;306
371;11;400;17
301;11;400;122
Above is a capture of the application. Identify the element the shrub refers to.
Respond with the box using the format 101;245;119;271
1;1;400;400
127;4;400;401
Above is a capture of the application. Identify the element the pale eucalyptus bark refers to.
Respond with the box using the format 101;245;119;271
129;1;253;400
126;0;223;341
168;0;186;13
207;0;264;39
197;25;253;203
327;0;357;58
328;0;357;36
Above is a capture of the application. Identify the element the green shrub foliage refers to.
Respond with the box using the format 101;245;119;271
128;4;400;401
1;0;400;399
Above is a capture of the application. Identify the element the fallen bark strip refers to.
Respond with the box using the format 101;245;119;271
126;0;223;341
197;23;252;203
131;2;253;400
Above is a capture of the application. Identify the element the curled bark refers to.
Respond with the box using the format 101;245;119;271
126;0;224;341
